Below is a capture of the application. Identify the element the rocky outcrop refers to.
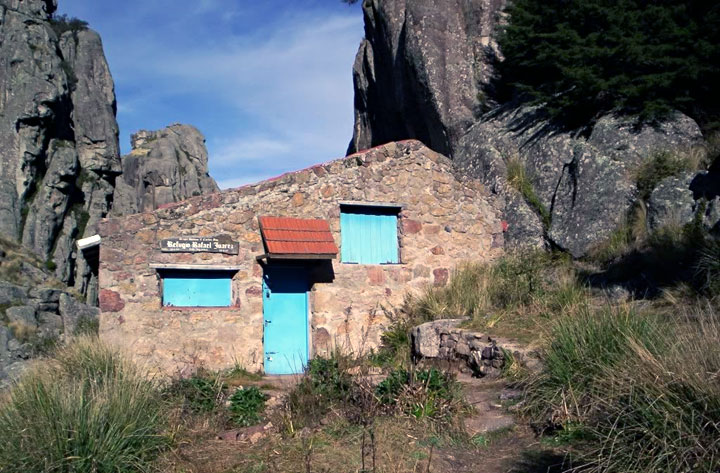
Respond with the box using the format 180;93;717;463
456;110;703;256
348;0;506;157
112;124;219;216
348;0;709;256
0;0;120;300
0;2;218;301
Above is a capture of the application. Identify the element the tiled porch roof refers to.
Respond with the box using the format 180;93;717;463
258;216;338;257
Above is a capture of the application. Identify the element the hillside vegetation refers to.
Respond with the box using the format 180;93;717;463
399;245;720;472
497;0;720;130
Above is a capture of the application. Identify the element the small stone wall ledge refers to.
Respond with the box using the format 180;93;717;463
148;263;244;270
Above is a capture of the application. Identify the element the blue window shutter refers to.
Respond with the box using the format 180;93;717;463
162;270;232;307
341;207;398;264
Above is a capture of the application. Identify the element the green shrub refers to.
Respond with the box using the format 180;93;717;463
229;386;268;427
635;151;697;201
49;14;89;38
523;306;664;427
283;354;354;430
306;356;353;401
165;373;222;414
375;368;463;420
0;337;166;472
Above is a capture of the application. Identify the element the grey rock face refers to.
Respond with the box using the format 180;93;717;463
348;0;506;157
0;284;100;386
112;124;219;216
647;172;697;232
456;110;702;256
6;305;37;327
0;1;120;300
59;292;99;338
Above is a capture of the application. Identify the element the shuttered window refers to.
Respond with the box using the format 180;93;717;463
340;205;399;264
161;270;233;307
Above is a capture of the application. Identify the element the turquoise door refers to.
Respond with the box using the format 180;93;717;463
262;266;309;375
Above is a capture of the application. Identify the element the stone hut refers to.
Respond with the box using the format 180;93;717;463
98;140;504;376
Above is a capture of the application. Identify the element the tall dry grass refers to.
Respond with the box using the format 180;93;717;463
0;336;166;472
525;301;720;472
583;303;720;473
406;251;587;340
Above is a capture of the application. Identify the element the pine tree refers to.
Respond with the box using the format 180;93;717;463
497;0;720;130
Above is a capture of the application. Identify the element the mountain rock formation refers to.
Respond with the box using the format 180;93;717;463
112;124;219;216
0;0;218;302
349;0;715;256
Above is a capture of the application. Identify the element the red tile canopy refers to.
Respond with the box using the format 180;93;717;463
258;216;339;259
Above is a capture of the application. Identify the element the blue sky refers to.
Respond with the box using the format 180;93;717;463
56;0;364;189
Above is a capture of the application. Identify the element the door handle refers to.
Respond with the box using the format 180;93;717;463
264;320;272;326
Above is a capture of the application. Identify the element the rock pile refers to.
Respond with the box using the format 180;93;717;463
0;281;99;387
411;318;540;377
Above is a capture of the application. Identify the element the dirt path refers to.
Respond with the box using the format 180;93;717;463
161;372;572;473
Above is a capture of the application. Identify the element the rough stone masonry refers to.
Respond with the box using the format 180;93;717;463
98;141;504;375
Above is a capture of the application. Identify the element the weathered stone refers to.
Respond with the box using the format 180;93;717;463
430;245;445;255
59;293;100;336
291;192;305;207
348;0;505;157
6;306;37;327
647;172;696;231
348;1;705;257
0;282;28;305
433;268;449;286
111;125;219;216
456;109;702;257
367;267;386;286
0;4;125;300
411;319;466;359
402;219;422;234
99;289;125;312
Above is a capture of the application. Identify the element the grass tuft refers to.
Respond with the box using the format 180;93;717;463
0;336;166;472
506;157;551;229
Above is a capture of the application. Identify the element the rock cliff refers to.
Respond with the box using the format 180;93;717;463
0;0;218;301
112;124;219;216
349;0;714;256
0;0;119;299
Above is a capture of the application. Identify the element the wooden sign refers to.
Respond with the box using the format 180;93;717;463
160;235;239;254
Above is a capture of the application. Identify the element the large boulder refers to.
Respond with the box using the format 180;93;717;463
348;0;506;157
456;110;703;256
112;124;219;216
59;292;99;337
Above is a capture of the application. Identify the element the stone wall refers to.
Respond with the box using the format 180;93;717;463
98;140;504;375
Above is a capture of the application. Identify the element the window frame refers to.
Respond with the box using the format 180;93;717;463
158;269;236;308
339;202;402;265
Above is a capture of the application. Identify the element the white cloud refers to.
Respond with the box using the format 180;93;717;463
100;4;362;185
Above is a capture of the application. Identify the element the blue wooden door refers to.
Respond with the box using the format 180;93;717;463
262;266;309;375
341;207;399;264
